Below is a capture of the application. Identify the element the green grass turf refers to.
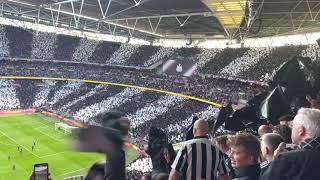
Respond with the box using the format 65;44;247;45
0;113;138;180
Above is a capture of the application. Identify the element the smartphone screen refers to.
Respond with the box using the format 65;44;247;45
34;163;48;180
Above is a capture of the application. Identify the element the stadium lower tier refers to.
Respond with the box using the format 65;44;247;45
0;75;262;144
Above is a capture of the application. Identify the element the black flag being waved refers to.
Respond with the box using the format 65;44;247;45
270;56;315;102
260;86;293;125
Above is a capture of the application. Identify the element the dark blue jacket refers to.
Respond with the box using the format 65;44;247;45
232;164;260;180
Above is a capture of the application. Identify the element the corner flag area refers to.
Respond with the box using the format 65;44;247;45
0;113;138;180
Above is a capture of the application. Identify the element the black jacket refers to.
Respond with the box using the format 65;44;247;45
260;137;320;180
232;164;260;180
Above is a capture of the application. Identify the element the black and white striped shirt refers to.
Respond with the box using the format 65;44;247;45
171;136;228;180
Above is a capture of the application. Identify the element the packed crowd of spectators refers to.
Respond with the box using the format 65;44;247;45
33;80;57;108
143;46;175;67
123;106;320;180
31;31;56;60
128;95;184;129
201;48;250;75
60;84;105;112
126;157;152;173
72;38;99;63
1;24;319;84
51;83;97;110
0;26;9;57
65;85;126;115
126;170;144;180
13;79;38;108
166;105;220;142
1;24;320;180
116;91;164;116
5;25;33;58
301;44;320;62
107;44;140;65
0;75;258;143
219;47;272;77
126;45;160;67
171;47;201;59
195;48;222;69
239;45;308;81
0;79;20;110
49;81;83;105
0;59;265;104
88;41;121;64
74;88;143;121
131;100;208;142
54;34;80;61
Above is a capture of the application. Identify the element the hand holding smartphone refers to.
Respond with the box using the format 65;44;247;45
33;163;49;180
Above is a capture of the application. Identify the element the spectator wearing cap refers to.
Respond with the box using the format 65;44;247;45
260;108;320;180
260;133;284;175
228;133;261;180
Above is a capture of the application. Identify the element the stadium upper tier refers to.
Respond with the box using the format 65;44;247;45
0;24;320;82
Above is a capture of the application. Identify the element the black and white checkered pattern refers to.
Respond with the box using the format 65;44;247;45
171;136;227;180
300;137;320;151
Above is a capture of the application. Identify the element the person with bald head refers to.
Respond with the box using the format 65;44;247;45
169;119;229;180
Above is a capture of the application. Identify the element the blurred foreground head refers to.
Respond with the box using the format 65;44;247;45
85;160;105;180
94;111;130;136
76;111;129;154
80;112;129;180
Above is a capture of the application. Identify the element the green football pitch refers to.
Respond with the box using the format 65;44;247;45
0;113;138;180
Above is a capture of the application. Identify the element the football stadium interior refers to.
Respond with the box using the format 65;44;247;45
0;0;319;180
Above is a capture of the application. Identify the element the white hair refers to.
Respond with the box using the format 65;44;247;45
295;108;320;137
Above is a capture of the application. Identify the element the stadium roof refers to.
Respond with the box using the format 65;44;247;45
1;0;320;41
